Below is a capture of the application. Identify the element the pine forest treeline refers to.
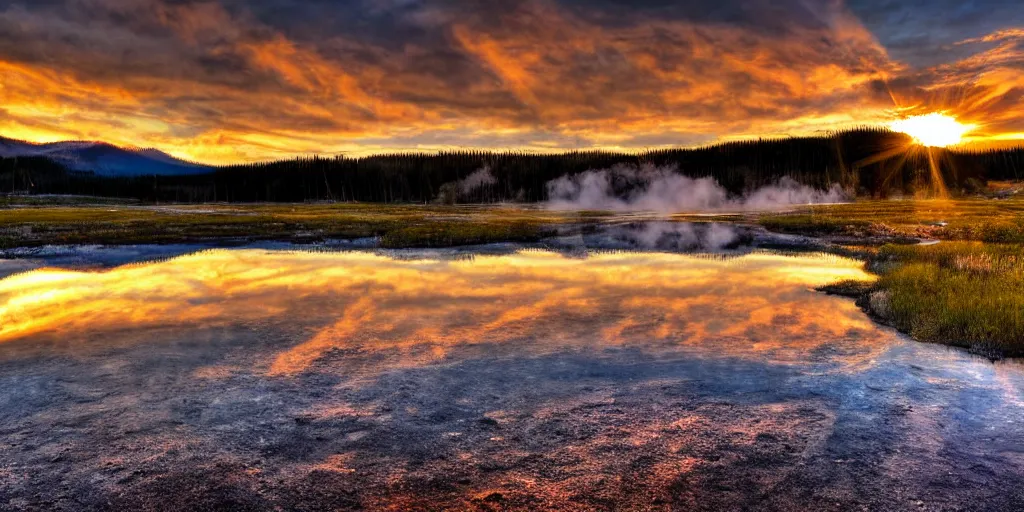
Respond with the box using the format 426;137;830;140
3;129;1023;203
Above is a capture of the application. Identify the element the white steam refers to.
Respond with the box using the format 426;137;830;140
545;164;847;213
436;166;498;203
458;167;497;195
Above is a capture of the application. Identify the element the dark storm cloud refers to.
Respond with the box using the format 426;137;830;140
0;0;1020;162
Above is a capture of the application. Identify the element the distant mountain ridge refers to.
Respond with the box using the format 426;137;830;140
0;136;213;177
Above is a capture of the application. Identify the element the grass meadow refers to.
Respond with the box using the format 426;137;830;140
771;197;1024;356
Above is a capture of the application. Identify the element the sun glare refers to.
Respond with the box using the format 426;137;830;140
889;113;975;148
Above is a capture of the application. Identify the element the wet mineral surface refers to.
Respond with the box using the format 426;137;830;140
1;245;1022;510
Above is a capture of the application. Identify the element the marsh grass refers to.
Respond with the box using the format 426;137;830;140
873;243;1024;357
0;202;578;249
770;198;1024;357
758;198;1024;242
816;279;875;298
759;214;872;235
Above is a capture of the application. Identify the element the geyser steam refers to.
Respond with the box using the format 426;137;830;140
545;164;847;213
436;166;498;203
457;167;498;196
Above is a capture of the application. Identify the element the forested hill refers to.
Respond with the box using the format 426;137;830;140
2;129;1023;203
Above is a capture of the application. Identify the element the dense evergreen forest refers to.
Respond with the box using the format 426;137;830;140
2;129;1023;203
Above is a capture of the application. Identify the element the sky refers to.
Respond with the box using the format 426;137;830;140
0;0;1022;164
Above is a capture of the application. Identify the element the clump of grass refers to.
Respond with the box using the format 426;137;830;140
954;221;1024;243
816;279;875;298
878;242;1022;272
873;242;1024;357
759;214;872;235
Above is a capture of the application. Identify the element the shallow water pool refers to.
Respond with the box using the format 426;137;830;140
0;247;1021;510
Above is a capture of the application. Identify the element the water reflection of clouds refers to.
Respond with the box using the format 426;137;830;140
6;248;1024;509
0;249;884;375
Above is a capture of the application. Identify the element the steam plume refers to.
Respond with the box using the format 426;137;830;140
458;166;498;195
436;166;498;203
545;164;847;213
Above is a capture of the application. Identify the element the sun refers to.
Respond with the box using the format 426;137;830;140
889;113;976;148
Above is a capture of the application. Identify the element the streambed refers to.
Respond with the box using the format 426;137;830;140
0;243;1022;510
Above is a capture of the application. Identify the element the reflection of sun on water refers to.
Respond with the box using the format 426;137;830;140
889;113;976;148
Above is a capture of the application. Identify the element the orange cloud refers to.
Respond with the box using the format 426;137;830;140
0;0;1020;163
885;29;1024;146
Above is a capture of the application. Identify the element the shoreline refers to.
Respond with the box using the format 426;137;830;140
4;197;1024;359
0;226;1005;366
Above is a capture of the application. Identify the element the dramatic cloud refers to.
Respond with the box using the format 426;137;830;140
0;0;1021;163
887;29;1024;144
